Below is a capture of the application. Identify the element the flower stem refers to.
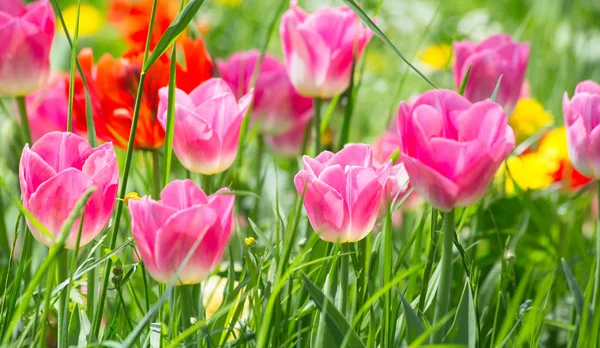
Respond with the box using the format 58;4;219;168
16;96;31;145
340;243;350;317
313;97;322;154
432;209;454;343
57;250;69;348
594;182;600;307
179;284;195;343
152;150;161;199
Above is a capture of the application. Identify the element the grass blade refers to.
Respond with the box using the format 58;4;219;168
301;273;365;348
342;0;437;88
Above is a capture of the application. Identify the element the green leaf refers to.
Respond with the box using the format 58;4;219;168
458;64;472;96
342;0;437;88
301;273;366;348
490;75;503;102
446;280;477;348
399;291;425;344
561;259;585;318
143;0;206;71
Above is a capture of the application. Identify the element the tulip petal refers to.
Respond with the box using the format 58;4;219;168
402;156;460;212
348;171;384;242
129;199;178;281
189;78;235;106
575;80;600;96
294;170;348;242
160;179;208;209
19;144;56;200
154;206;219;285
31;132;92;172
327;143;373;169
26;168;94;248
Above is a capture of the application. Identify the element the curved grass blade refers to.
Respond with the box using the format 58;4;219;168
143;0;206;72
342;0;437;89
301;273;365;348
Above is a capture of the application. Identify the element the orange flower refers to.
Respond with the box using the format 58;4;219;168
176;37;214;93
72;38;213;150
109;0;179;51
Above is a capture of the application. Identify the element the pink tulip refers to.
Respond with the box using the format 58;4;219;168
26;76;68;142
0;0;55;96
128;180;234;285
19;132;119;249
218;50;313;135
563;80;600;178
280;1;372;98
264;117;311;158
157;78;253;175
453;34;529;111
397;90;514;211
372;132;422;211
294;144;391;243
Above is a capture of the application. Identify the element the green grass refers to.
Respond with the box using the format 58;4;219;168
0;0;599;347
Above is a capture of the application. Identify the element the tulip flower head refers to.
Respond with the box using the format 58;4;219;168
26;76;69;142
397;90;515;211
563;80;600;179
294;144;391;243
453;34;529;111
71;39;213;150
157;78;253;175
280;1;373;99
0;0;55;96
128;180;235;285
219;50;313;135
19;132;119;249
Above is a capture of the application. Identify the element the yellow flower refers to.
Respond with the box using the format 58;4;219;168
509;98;553;143
244;236;256;247
217;0;243;7
418;44;452;70
498;153;558;195
62;4;103;36
538;127;568;162
124;192;141;206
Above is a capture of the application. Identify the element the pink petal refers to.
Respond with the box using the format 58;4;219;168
160;179;208;209
19;144;56;201
31;132;92;172
129;198;178;282
327;143;373;169
294;170;348;242
154;206;219;284
347;173;384;242
189;78;235;106
26;168;94;248
402;156;460;212
157;87;195;127
575;80;600;96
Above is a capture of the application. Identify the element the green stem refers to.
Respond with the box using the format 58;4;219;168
87;248;96;326
313;98;322;154
340;243;350;317
152;150;161;199
418;208;438;313
16;96;31;144
338;60;356;149
91;0;159;338
39;266;56;347
432;209;454;343
202;174;212;194
179;285;195;343
58;251;69;348
594;182;600;307
251;135;264;220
